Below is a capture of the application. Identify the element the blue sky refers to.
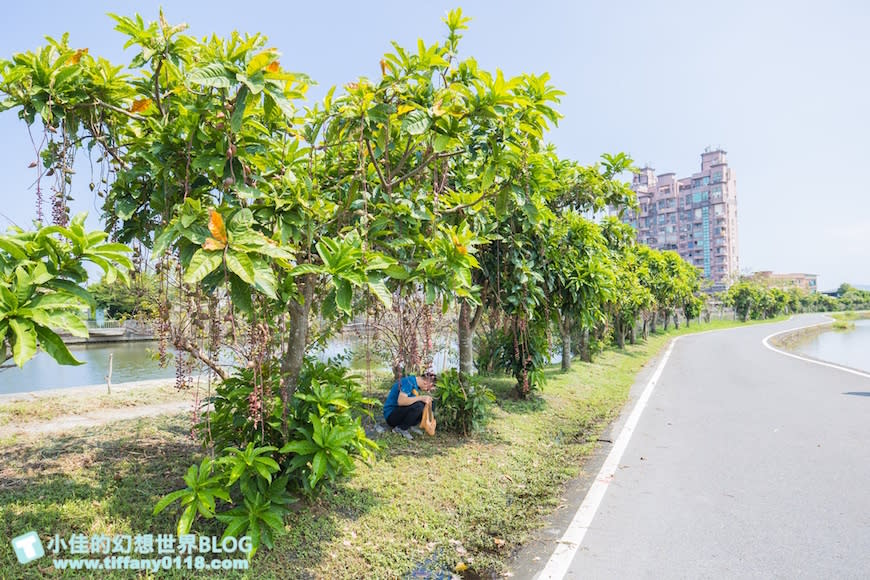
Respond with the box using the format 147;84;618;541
0;0;866;290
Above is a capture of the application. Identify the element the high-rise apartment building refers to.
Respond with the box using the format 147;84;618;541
622;148;739;291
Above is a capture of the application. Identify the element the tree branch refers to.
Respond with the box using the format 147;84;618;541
175;336;228;381
365;137;389;191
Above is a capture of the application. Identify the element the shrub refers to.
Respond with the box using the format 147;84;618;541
162;358;380;555
434;369;495;436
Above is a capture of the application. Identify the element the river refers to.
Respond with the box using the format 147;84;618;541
0;334;456;395
791;318;870;373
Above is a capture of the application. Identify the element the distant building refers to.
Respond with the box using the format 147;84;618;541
747;271;818;293
621;148;739;292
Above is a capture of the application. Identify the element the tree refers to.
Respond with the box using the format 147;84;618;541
90;272;160;319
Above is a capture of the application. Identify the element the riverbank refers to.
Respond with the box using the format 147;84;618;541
0;317;782;579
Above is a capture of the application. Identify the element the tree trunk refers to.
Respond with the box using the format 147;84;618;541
642;317;649;339
560;316;571;371
281;275;315;434
663;311;671;330
615;320;625;349
579;327;592;362
630;321;637;345
650;311;657;334
458;301;474;376
673;309;680;329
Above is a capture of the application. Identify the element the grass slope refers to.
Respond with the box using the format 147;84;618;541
0;317;769;579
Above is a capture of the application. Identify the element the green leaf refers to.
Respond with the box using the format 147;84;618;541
231;85;250;133
34;325;82;365
401;109;430;135
116;198;138;220
178;504;197;536
311;451;328;485
153;489;190;515
183;250;223;284
228;208;254;232
9;318;37;367
432;133;451;152
481;163;496;190
225;251;255;285
335;280;352;314
43;279;96;312
279;440;319;455
290;263;325;277
367;279;392;308
252;262;278;299
0;285;18;310
188;63;234;88
230;275;253;316
0;238;27;260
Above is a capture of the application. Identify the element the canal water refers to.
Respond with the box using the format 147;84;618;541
791;318;870;373
0;341;175;394
0;334;457;395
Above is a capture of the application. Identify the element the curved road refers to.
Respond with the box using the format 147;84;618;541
543;314;870;579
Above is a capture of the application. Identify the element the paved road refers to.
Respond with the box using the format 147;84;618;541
560;315;870;579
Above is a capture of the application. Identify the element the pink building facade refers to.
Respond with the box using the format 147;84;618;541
622;148;739;291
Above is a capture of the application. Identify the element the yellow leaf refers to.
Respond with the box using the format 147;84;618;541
266;61;280;73
130;98;152;113
66;48;88;65
455;563;468;573
396;104;415;116
432;99;446;117
379;59;387;76
203;237;226;251
208;210;228;245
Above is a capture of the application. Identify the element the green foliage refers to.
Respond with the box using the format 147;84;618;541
0;214;131;366
203;358;378;499
434;369;495;435
90;272;160;319
153;446;294;559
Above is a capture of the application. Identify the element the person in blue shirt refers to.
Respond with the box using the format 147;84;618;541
383;372;437;440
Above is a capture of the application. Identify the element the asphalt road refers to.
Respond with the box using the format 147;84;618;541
560;314;870;579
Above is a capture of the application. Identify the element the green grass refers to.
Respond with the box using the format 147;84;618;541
0;316;779;579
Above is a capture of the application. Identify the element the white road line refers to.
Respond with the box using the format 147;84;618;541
537;337;682;580
762;320;870;380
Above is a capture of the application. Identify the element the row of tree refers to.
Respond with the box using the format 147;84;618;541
723;281;869;321
0;9;708;397
0;9;714;550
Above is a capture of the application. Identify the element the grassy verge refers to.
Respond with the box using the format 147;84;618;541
0;316;779;579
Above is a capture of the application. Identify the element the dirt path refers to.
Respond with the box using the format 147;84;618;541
0;400;191;439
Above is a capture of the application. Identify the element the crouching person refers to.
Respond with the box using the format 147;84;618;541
383;372;436;440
